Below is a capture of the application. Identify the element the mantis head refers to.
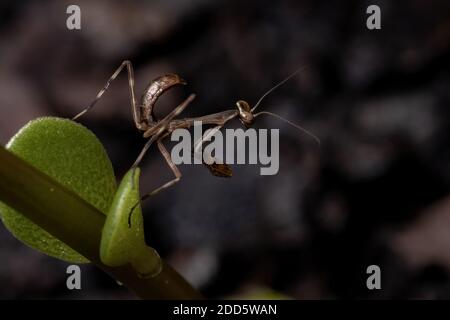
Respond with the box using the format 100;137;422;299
236;100;255;128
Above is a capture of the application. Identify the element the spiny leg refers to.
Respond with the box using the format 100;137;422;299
72;60;143;129
143;94;196;138
191;109;238;163
193;124;222;163
193;125;232;177
127;134;161;227
131;134;159;169
140;139;182;202
193;124;223;156
132;94;196;170
128;133;160;197
126;95;193;225
127;139;182;227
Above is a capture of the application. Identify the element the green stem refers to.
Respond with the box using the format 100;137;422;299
0;146;202;299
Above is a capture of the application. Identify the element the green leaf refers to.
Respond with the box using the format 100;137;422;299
101;168;144;266
101;168;162;277
0;146;201;299
0;117;116;263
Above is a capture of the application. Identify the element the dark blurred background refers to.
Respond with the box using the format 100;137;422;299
1;0;450;299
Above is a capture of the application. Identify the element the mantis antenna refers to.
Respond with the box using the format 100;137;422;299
254;111;321;146
251;65;308;112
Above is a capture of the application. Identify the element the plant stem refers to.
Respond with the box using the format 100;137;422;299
0;146;202;299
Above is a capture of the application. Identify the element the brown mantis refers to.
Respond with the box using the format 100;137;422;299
73;60;320;201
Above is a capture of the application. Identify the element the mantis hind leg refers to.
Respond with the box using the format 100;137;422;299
193;124;233;177
140;139;182;202
72;60;145;130
127;138;182;226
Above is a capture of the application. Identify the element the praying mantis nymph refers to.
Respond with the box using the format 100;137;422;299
73;60;320;201
0;61;319;278
75;61;320;272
